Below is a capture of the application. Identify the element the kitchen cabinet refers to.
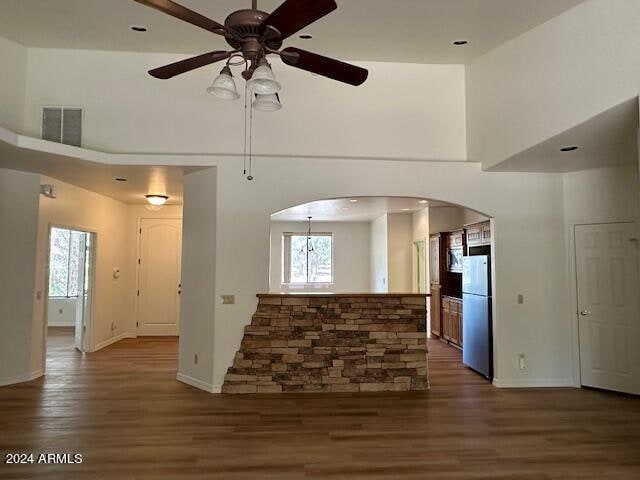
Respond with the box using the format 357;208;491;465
442;296;463;348
430;285;441;337
446;230;465;273
466;221;491;247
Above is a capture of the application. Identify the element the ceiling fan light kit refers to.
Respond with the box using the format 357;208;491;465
207;65;240;100
253;93;282;112
135;0;368;180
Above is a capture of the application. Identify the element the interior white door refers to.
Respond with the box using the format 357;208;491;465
137;218;182;336
74;232;87;352
575;223;640;395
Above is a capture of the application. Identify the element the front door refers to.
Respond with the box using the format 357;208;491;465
575;223;639;395
137;218;182;336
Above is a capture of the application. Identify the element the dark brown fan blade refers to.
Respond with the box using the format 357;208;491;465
281;47;368;86
149;51;231;79
261;0;337;40
134;0;225;34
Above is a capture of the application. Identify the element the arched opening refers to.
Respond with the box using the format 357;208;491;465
265;195;496;387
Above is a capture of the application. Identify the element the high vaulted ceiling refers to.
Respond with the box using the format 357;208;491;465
0;0;584;63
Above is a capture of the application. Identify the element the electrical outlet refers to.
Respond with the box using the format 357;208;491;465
194;354;198;364
518;354;526;370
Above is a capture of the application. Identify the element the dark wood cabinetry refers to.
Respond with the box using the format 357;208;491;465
442;296;463;347
465;221;491;248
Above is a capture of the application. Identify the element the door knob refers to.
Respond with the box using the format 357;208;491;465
580;310;592;316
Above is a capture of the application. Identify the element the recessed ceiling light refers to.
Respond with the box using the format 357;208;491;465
131;25;148;32
560;146;579;152
349;199;358;203
299;34;313;40
418;200;428;204
115;177;127;182
452;40;468;46
402;208;411;211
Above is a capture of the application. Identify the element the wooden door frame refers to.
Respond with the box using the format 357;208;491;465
134;216;182;337
569;221;639;389
43;223;97;373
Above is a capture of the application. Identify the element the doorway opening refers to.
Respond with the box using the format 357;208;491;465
45;226;96;364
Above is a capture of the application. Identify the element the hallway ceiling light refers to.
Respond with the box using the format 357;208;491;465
130;25;148;32
452;40;469;46
145;194;169;206
560;146;579;152
207;66;240;100
419;200;429;204
252;93;282;111
115;177;128;182
349;199;358;203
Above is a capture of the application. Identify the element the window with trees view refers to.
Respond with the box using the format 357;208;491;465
283;233;333;284
48;227;82;298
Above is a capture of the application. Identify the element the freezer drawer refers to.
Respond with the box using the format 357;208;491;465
462;293;492;379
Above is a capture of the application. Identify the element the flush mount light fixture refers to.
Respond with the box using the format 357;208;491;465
452;40;469;46
418;200;429;204
299;33;313;40
115;177;128;182
145;194;169;206
560;146;579;152
349;199;358;203
130;25;148;32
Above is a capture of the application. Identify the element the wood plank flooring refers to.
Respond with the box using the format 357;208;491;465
0;328;639;479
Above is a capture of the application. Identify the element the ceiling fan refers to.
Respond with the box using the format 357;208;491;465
134;0;369;90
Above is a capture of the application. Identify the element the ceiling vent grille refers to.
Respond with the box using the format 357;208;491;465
41;107;83;147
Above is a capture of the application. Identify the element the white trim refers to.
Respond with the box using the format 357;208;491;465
92;333;134;352
493;377;576;388
176;373;220;393
0;370;44;387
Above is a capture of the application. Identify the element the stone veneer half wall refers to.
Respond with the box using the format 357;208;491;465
222;294;429;394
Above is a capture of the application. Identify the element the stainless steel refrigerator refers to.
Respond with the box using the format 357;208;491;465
462;255;493;379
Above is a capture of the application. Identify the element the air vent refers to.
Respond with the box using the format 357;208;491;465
42;107;83;147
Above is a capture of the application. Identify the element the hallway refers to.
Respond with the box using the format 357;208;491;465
1;336;639;479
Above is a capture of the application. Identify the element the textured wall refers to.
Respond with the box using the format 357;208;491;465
222;294;428;394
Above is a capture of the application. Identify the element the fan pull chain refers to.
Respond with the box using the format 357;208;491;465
243;81;248;176
247;90;254;181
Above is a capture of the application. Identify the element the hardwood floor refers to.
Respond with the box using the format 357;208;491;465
1;330;639;479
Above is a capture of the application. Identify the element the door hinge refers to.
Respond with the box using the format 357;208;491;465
138;258;141;264
137;290;140;296
136;321;139;327
139;228;142;234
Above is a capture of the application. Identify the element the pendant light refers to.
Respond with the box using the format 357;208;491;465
247;59;281;95
252;93;282;112
207;66;240;100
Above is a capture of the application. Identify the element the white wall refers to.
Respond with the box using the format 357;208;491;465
34;176;131;371
21;48;466;161
171;156;571;391
47;298;76;327
387;213;413;293
0;169;40;386
369;214;388;292
179;168;217;391
269;221;370;294
467;0;640;168
0;36;26;132
429;206;465;234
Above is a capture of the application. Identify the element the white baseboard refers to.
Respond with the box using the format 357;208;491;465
493;377;576;388
92;333;135;352
0;369;44;387
176;372;220;393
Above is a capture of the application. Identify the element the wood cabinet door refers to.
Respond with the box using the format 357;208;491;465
466;225;483;247
430;285;441;337
481;222;492;245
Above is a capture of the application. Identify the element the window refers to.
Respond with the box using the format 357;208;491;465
48;227;82;297
282;233;333;284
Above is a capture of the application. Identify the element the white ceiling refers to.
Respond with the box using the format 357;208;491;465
0;0;584;63
271;197;449;222
0;138;203;204
489;97;639;173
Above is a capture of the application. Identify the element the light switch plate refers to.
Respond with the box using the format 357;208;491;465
221;295;235;305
